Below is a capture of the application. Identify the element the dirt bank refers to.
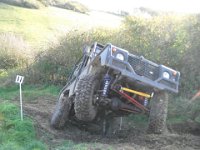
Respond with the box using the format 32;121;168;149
21;98;200;150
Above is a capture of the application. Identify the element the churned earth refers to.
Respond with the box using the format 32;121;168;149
21;97;200;150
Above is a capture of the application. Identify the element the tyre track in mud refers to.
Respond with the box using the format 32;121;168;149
21;98;200;150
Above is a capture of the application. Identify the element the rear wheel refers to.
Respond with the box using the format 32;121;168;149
50;92;72;129
148;91;168;134
74;74;99;121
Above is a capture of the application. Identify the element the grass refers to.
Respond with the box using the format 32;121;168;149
126;114;148;129
0;84;60;101
0;101;47;150
0;3;121;49
0;3;71;48
54;140;113;150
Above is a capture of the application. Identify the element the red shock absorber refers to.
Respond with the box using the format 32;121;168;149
113;88;149;113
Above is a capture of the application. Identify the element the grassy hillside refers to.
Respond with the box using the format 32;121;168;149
0;3;121;49
0;0;45;9
0;3;71;48
1;0;90;13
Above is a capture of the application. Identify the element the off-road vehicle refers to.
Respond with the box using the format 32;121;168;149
51;42;180;134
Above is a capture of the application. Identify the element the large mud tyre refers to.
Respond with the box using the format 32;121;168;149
50;93;72;129
74;74;99;121
148;91;168;134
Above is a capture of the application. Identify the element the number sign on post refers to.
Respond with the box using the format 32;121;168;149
15;75;24;121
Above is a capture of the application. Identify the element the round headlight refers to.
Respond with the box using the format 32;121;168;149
163;71;170;79
116;53;125;61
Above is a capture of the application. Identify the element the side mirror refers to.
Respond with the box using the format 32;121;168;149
82;45;90;55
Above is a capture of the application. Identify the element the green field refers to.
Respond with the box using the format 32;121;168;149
0;3;121;49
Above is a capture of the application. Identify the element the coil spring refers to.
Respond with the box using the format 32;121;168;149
101;74;111;97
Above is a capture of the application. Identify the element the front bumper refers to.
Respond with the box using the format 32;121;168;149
104;54;180;93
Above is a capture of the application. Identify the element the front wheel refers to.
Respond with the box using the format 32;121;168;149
74;74;99;121
50;92;72;129
148;91;168;134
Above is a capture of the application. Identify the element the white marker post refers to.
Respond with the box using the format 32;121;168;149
15;75;24;121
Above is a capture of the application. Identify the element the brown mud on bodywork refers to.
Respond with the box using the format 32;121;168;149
19;98;200;150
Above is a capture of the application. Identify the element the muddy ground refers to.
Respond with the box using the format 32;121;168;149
21;98;200;150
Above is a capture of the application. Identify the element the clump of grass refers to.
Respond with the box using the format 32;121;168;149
54;140;111;150
0;33;30;70
0;101;47;149
0;85;59;101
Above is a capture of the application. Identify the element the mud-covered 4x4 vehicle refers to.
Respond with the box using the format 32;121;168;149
51;42;180;134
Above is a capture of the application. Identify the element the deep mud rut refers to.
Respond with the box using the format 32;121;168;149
21;98;200;150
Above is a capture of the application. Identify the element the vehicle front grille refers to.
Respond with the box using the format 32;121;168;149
128;56;159;80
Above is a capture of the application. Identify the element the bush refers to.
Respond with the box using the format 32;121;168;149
53;0;89;14
27;28;116;85
122;15;187;65
27;14;200;98
115;15;200;97
0;33;30;70
168;97;190;122
179;15;200;96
